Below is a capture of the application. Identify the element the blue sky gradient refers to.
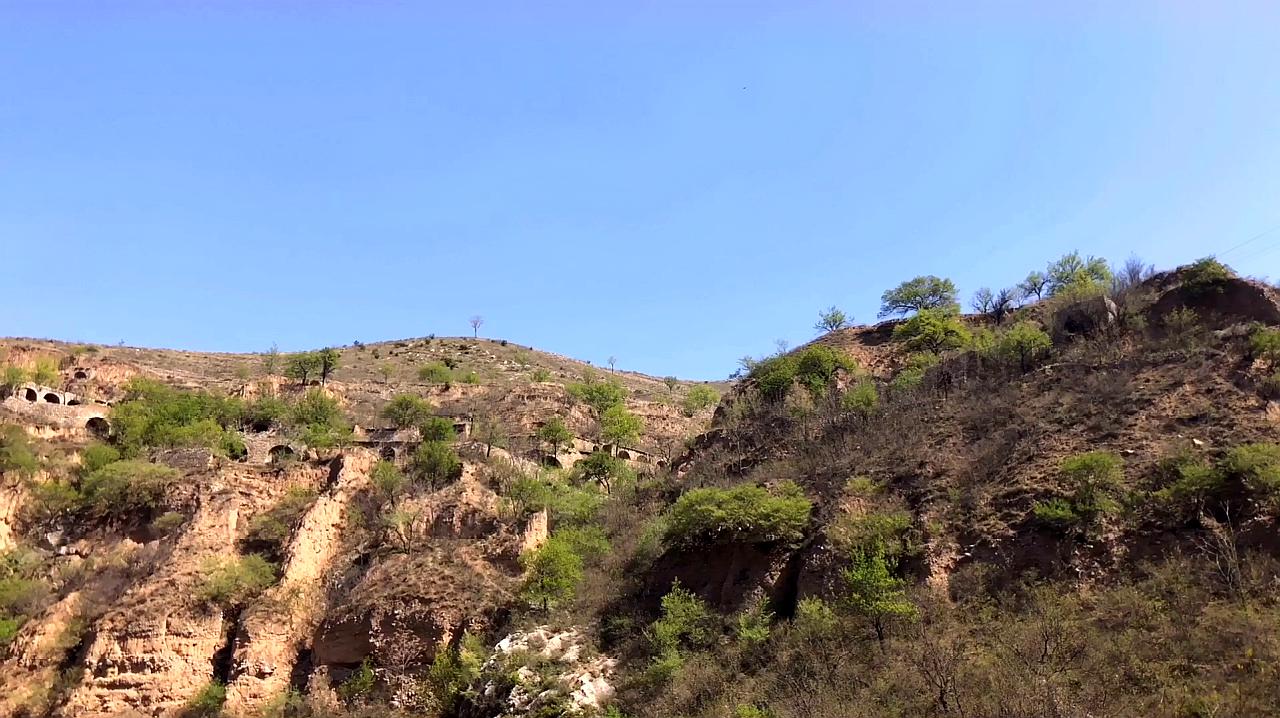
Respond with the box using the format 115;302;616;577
3;1;1280;378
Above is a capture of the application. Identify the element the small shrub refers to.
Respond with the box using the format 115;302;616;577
370;460;407;502
338;658;376;702
664;482;811;548
151;511;187;534
1249;325;1280;367
531;368;552;382
830;511;917;558
0;425;39;478
841;545;917;647
1152;448;1224;510
750;346;858;401
567;375;627;414
841;380;879;417
1032;498;1080;527
461;371;481;385
648;581;716;659
197;554;278;609
1181;256;1232;292
1163;307;1201;339
892;308;971;354
1034;452;1124;530
181;681;226;718
1221;443;1280;497
418;362;453;385
995;321;1052;371
793;597;837;639
734;599;774;648
681;385;721;416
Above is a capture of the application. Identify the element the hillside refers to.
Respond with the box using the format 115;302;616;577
2;259;1280;718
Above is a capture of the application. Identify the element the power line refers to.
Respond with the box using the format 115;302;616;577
1219;222;1280;257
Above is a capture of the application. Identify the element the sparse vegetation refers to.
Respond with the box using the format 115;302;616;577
196;554;278;609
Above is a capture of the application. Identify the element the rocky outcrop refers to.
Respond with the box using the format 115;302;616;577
222;451;375;715
1148;273;1280;327
61;462;327;718
472;627;618;717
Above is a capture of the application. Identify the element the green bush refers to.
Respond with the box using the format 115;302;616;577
181;681;226;718
0;616;21;646
80;460;180;522
423;633;485;712
575;451;633;493
1249;326;1280;367
531;368;552;383
111;379;244;457
241;396;289;432
417;361;452;385
1222;443;1280;496
370;460;407;502
995;321;1052;371
290;389;352;449
648;581;716;673
518;536;584;611
1033;452;1124;530
338;658;376;701
567;374;628;414
411;441;462;487
417;416;456;443
196;554;278;609
0;425;39;478
734;600;774;648
841;380;879;417
889;353;938;393
79;443;121;476
891;308;971;354
830;511;917;558
380;394;433;429
1181;256;1232;292
681;385;720;416
749;346;858;401
1152;449;1224;509
664;482;811;548
553;525;611;563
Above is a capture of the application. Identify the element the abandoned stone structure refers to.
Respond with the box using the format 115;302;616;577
1;391;110;438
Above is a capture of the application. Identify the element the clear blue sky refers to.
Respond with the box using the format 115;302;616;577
3;2;1280;379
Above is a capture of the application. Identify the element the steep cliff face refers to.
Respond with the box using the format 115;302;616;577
61;462;328;718
223;452;375;714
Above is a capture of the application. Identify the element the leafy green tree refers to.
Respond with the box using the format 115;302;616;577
577;451;628;493
0;425;39;478
648;580;716;665
317;347;341;385
841;545;917;650
1034;451;1124;530
411;441;462;487
1;366;27;398
749;345;859;401
814;305;850;333
31;357;58;387
1046;251;1112;296
600;404;643;450
291;389;352;449
878;276;959;318
370;459;407;503
80;460;180;522
284;352;321;386
377;362;394;385
681;385;721;416
381;394;433;429
996;321;1052;372
891;308;971;353
536;417;573;457
1018;271;1049;301
518;536;583;611
664;482;811;547
417;416;456;443
418;361;453;385
79;443;121;476
567;374;627;414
